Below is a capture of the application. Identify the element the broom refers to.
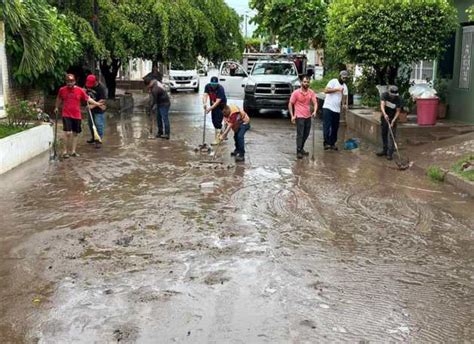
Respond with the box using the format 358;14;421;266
87;106;102;143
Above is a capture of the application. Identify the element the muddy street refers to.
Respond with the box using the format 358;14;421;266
1;90;473;343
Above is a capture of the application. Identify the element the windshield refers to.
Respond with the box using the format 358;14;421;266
251;62;297;76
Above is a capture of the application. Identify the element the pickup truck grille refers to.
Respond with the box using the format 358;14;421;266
174;76;193;81
255;83;292;96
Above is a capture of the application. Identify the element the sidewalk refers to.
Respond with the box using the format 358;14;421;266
410;131;474;196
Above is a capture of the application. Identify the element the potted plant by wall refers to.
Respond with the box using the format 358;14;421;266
433;78;449;119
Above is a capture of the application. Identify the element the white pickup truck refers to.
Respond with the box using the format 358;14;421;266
217;59;301;115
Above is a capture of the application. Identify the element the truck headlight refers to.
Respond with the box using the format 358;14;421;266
245;84;255;93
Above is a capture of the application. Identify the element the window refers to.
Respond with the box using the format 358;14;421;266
411;60;434;82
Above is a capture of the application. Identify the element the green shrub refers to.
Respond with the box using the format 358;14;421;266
451;155;474;182
427;166;445;182
310;70;339;92
0;125;26;139
5;101;40;128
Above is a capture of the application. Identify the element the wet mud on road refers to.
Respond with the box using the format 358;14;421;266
1;91;473;343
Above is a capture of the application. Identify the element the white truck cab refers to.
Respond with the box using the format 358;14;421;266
218;59;300;115
167;64;200;93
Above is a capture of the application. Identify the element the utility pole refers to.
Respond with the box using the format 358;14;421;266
244;12;248;38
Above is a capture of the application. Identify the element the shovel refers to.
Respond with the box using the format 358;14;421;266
384;116;410;170
195;108;211;153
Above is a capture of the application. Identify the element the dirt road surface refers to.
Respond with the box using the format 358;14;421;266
1;90;473;343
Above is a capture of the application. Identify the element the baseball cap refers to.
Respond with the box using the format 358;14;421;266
389;85;399;95
65;74;75;82
85;75;97;88
339;70;349;79
210;76;219;84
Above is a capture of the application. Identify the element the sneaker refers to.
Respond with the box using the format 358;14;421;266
376;150;387;157
331;145;338;151
235;154;245;162
160;134;170;140
230;151;237;157
62;153;70;159
155;133;162;138
301;149;310;156
297;152;304;159
324;145;331;150
386;155;393;161
71;152;80;157
87;139;95;144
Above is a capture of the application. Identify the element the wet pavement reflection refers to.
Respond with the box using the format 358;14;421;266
0;87;473;343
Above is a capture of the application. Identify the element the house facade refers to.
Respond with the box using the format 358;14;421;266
448;0;474;123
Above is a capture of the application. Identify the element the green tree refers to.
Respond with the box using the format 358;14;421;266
326;0;458;84
468;5;474;20
1;0;82;88
249;0;327;50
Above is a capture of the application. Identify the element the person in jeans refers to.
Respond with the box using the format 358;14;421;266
288;76;318;159
377;85;402;160
85;74;107;149
322;70;349;150
54;73;105;158
220;104;250;162
144;75;171;139
203;76;227;145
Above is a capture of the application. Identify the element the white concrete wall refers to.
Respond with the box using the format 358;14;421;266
0;124;53;174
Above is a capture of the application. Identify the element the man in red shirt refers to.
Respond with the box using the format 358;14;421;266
54;74;104;158
288;76;318;159
219;104;250;162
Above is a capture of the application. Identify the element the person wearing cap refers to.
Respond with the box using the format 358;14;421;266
377;85;402;160
54;74;105;158
143;74;171;139
203;76;227;145
288;75;318;159
85;74;107;148
322;70;349;150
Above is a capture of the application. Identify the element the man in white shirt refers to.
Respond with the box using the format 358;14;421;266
322;70;349;150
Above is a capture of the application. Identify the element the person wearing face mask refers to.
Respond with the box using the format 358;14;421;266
288;75;318;159
202;76;227;145
322;70;349;151
54;74;105;158
377;85;402;160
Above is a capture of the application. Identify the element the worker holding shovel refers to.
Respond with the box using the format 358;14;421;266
54;74;105;158
203;76;227;145
219;105;250;162
377;85;402;161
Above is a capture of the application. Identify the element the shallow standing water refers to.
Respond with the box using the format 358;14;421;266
0;89;473;343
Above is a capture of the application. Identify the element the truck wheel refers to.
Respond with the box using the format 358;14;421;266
194;86;199;93
170;88;177;94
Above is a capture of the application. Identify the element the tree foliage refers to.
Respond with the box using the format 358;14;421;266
249;0;327;50
468;5;474;21
326;0;458;83
1;0;82;87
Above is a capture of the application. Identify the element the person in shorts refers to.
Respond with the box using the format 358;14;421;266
54;74;105;158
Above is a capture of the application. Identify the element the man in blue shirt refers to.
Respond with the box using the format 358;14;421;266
202;76;227;145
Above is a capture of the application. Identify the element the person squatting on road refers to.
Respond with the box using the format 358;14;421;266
85;74;107;149
288;76;318;159
322;70;349;151
54;74;105;158
144;75;171;139
377;85;402;161
219;105;250;162
203;76;227;145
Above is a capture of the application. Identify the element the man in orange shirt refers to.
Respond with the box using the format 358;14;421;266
288;76;318;159
219;104;250;162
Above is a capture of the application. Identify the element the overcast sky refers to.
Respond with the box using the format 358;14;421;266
225;0;256;37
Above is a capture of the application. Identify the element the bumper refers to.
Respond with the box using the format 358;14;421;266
244;93;291;110
169;80;199;90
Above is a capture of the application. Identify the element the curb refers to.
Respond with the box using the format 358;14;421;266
412;162;474;197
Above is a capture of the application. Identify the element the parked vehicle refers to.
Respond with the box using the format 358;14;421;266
218;58;301;115
167;64;199;93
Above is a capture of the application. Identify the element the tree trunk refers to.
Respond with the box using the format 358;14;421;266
387;65;399;85
100;58;121;99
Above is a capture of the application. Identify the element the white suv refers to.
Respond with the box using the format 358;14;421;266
168;67;199;93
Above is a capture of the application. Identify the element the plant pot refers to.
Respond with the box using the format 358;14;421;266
437;102;447;119
398;110;408;123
